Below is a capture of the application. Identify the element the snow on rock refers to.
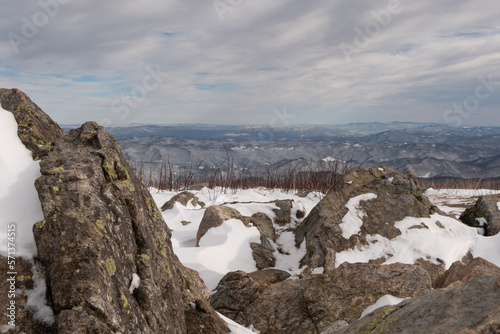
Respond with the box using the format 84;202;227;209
359;295;408;319
339;193;377;239
335;213;499;269
271;232;306;277
175;218;261;291
0;107;44;258
218;312;260;333
25;263;55;325
129;273;141;294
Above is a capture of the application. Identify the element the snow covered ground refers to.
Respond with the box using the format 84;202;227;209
425;187;500;218
152;186;500;331
0;107;54;326
150;188;322;291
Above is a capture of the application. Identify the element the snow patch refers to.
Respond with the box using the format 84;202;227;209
339;193;378;239
271;233;306;277
129;273;141;294
360;295;408;319
25;263;55;325
311;267;324;275
218;312;260;333
177;219;260;291
335;214;486;269
497;202;500;212
0;107;44;258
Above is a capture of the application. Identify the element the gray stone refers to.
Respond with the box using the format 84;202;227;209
33;122;228;334
161;191;205;211
438;257;500;289
212;263;431;334
342;276;500;334
295;166;441;272
273;199;294;226
0;88;64;160
460;195;500;236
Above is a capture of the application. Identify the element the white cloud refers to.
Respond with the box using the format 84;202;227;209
1;0;499;126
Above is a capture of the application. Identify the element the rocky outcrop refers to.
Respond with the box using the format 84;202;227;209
0;88;64;159
273;199;294;226
211;269;290;320
460;195;500;236
342;276;500;334
0;256;55;334
248;213;276;269
212;263;432;334
438;257;500;289
295;166;441;272
161;191;206;211
33;122;228;333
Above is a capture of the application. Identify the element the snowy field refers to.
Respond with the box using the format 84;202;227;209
2;105;500;333
150;187;322;292
152;186;500;287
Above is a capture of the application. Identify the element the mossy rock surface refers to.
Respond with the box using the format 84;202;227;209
0;88;64;160
33;121;229;334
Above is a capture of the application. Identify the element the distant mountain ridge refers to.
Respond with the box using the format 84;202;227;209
62;123;500;179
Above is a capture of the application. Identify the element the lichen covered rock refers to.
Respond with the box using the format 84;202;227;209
0;88;63;160
295;166;441;272
33;122;228;333
342;276;500;334
212;263;432;334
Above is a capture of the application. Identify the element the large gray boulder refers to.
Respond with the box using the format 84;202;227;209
295;166;441;272
33;122;229;333
0;88;64;160
460;195;500;236
212;263;432;334
341;276;500;334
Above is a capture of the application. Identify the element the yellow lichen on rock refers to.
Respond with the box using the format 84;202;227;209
106;258;116;276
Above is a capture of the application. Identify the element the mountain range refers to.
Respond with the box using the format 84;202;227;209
61;122;500;179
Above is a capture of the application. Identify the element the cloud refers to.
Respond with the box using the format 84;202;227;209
1;0;499;126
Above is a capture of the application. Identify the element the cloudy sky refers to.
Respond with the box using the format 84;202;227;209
1;0;499;127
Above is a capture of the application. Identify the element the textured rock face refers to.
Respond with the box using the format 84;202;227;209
33;122;228;334
460;195;500;236
438;257;500;289
342;276;500;334
248;213;276;269
0;88;64;159
211;269;290;320
295;166;440;272
212;263;432;334
161;191;206;211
